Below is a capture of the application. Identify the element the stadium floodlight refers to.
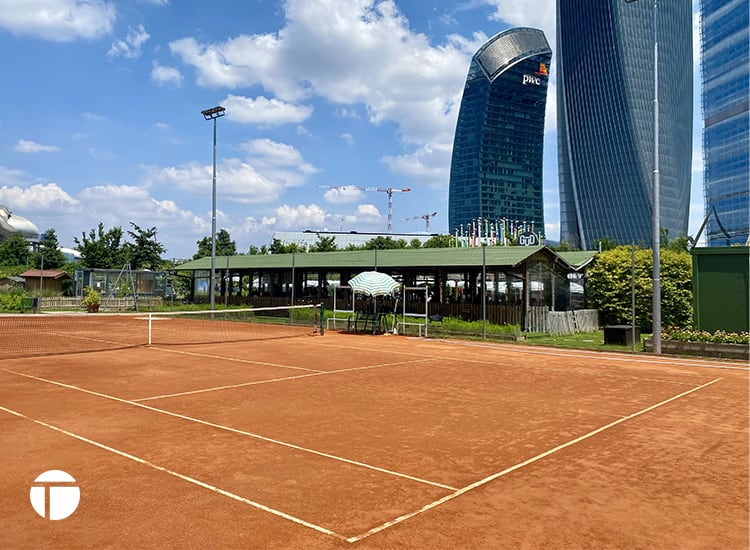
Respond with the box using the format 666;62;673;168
625;0;660;353
201;105;226;311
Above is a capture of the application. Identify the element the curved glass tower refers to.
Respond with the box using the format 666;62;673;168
701;0;749;246
557;1;693;249
448;28;552;236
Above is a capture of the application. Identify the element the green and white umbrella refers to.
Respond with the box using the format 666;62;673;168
348;271;401;296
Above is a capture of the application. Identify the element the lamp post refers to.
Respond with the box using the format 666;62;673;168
201;105;226;311
626;0;660;353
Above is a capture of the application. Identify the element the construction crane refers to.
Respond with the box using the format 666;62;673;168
403;211;438;232
318;185;411;233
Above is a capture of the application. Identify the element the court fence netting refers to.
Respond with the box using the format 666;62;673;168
0;303;323;360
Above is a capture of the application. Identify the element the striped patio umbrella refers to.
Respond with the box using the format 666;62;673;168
348;271;400;296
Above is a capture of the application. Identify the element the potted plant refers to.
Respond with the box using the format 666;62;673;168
81;286;101;313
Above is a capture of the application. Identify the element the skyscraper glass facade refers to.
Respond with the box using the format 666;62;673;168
449;28;551;237
701;0;749;246
557;1;693;249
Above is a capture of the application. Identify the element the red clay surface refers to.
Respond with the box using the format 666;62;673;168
1;331;747;549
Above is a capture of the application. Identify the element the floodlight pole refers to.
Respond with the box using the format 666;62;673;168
626;0;660;353
650;0;661;354
201;105;226;311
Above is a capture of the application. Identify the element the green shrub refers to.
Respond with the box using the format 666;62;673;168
663;327;750;345
586;246;693;332
0;290;28;312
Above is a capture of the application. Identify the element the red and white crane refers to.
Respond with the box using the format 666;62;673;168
403;211;438;232
318;185;411;233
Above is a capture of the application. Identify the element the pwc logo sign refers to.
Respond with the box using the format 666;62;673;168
30;470;80;520
523;63;549;86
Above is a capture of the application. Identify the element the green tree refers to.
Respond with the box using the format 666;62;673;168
409;238;422;249
662;231;690;253
0;233;30;266
658;249;693;329
125;223;166;270
74;223;125;269
309;234;337;253
32;229;67;269
592;237;618;251
269;238;304;254
586;245;693;332
364;236;407;250
248;244;269;255
422;234;455;248
549;241;571;252
194;229;237;259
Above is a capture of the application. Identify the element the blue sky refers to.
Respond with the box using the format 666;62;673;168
0;0;705;259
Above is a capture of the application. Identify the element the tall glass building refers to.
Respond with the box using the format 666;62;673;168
700;0;749;246
449;28;551;236
557;1;693;249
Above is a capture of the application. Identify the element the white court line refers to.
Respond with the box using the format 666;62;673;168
309;341;713;386
134;353;437;402
0;366;455;491
435;339;750;372
0;405;346;541
316;336;748;373
148;346;326;373
346;377;723;544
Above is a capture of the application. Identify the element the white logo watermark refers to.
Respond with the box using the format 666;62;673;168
30;470;80;520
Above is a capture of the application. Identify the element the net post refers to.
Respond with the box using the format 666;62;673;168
148;312;152;346
319;302;325;335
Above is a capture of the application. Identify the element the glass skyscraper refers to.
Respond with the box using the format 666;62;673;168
557;1;693;249
700;0;749;246
448;28;551;237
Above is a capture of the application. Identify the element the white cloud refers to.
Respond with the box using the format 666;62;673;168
13;139;60;153
355;203;380;219
267;203;328;230
0;166;36;186
340;133;354;146
169;1;478;147
482;0;556;46
151;61;183;87
0;182;79;209
144;138;317;207
0;0;116;42
322;186;364;204
73;184;208;254
107;24;149;59
380;143;452;186
222;94;313;126
143;160;286;205
239;138;318;184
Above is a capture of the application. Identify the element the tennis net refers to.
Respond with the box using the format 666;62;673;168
0;304;322;360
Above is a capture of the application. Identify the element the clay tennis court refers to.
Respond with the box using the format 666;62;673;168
1;311;748;549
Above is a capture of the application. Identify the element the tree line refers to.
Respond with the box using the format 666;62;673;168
0;222;696;331
0;224;457;271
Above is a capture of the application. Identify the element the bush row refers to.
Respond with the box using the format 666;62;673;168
662;327;750;345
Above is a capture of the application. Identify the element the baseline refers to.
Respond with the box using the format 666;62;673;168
308;339;716;386
346;377;723;543
434;339;750;372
